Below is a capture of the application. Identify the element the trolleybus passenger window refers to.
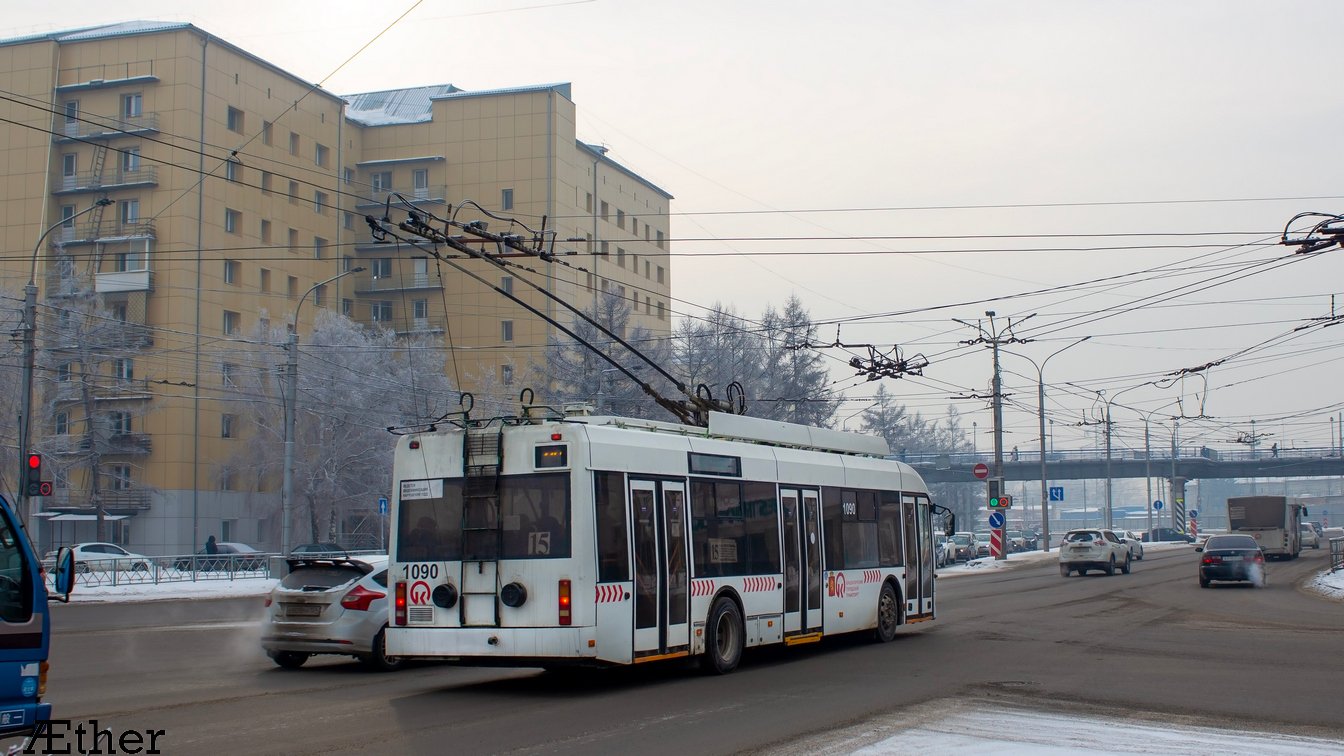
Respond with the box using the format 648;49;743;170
878;492;904;568
690;480;780;577
594;472;630;581
500;473;571;558
843;490;879;569
0;507;32;623
822;488;844;570
396;480;463;562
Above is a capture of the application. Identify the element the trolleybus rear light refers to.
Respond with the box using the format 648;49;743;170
394;582;408;625
558;579;571;625
550;433;562;441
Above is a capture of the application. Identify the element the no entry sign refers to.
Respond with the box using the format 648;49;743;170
973;462;990;479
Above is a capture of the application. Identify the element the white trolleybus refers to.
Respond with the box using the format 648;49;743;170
387;408;952;673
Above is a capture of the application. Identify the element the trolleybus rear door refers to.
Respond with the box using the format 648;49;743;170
802;489;823;632
902;494;920;617
916;495;934;616
631;480;661;654
781;489;802;634
662;482;690;652
631;478;691;657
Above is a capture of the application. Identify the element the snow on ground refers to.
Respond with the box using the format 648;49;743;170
1307;566;1344;600
59;577;277;603
938;541;1191;578
850;704;1344;756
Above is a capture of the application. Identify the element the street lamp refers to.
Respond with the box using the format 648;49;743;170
281;267;365;555
17;198;114;524
1005;335;1089;551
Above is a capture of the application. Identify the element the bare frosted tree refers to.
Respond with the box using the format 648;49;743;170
674;303;761;408
755;294;838;427
221;311;454;545
859;383;933;455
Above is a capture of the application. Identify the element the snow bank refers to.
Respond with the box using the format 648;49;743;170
938;541;1189;579
1307;567;1344;600
852;704;1344;756
59;577;277;604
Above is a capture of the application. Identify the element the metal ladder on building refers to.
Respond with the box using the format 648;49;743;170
88;143;108;188
460;425;504;627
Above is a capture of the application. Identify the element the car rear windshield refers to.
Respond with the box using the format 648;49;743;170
1206;536;1259;551
1065;531;1101;542
952;535;970;545
280;565;366;591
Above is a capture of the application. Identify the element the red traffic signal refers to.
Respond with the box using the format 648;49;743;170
27;454;40;469
24;454;43;496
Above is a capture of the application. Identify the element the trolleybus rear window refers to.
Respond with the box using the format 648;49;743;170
397;479;464;562
690;480;780;577
501;473;572;559
594;472;630;581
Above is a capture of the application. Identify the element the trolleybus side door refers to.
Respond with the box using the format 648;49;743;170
916;495;934;616
630;480;661;654
781;489;802;634
631;478;691;657
802;489;823;632
662;481;690;652
902;494;920;618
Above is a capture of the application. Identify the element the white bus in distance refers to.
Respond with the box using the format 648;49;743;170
387;409;951;674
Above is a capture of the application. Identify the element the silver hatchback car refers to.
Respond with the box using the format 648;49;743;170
262;556;402;671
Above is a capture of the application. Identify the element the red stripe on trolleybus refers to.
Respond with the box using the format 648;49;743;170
742;576;778;592
863;569;881;584
595;584;625;603
691;579;715;597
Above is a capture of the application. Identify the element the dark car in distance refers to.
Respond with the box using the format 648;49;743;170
1142;528;1195;543
1197;534;1266;587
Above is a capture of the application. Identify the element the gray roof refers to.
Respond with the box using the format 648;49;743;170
577;141;674;200
343;84;462;127
0;20;190;47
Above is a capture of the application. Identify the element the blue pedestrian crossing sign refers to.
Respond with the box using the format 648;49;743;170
1153;500;1164;510
1049;487;1064;502
988;511;1005;529
379;497;388;515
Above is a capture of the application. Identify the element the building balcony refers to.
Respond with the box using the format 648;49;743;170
76;433;152;456
354;184;447;211
51;490;152;512
53;112;159;142
95;270;153;293
353;273;440;294
397;316;446;337
54;220;157;246
53;166;158;195
52;378;153;405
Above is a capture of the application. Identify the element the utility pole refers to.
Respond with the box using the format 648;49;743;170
18;199;112;528
955;311;1033;560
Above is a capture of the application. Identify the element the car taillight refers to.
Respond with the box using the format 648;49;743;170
1203;556;1222;564
264;591;273;608
341;584;385;612
558;579;571;626
395;582;407;626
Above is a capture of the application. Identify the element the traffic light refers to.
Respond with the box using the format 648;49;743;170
986;477;1012;509
988;494;1013;509
24;454;42;497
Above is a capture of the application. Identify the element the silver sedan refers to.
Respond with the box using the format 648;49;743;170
261;555;402;671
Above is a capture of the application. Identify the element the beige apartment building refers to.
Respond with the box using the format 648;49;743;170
0;21;672;555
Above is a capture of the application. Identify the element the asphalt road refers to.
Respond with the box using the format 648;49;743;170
25;545;1344;755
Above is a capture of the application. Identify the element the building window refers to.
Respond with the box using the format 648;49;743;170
631;218;638;236
414;169;429;197
646;224;651;241
501;364;514;386
600;241;609;258
261;171;272;194
289;132;299;155
61;204;76;229
585;232;593;253
343;167;353;185
224;260;240;284
616;248;626;268
225;159;240;182
260;269;271;293
57;364;70;382
501;320;514;343
225;209;240;234
315;284;327;308
110;411;131;435
287;276;298;299
315;144;328;167
585;192;593;213
644;260;651;279
222;363;236;386
110;466;132;491
121;147;141;172
413;299;428;319
262;120;272;145
341;298;353;316
288;181;300;203
343;212;353;229
372;258;393;279
501;276;513;296
616;209;625;230
64;100;79;126
314;191;328;213
372;171;392;192
342;256;354;273
657;265;665;284
114;358;133;380
314;237;327;259
261;219;272;243
227;106;244;133
120;199;139;224
287;228;298;252
585;272;594;290
372;301;392;322
223;310;240;334
55;413;69;435
657;230;665;249
501;188;514;211
657;301;666;320
600;201;609;221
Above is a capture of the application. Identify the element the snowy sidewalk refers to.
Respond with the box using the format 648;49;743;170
1307;567;1344;600
56;577;277;604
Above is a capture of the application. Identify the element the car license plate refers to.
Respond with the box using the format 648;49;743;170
1071;546;1088;551
1223;555;1243;562
285;604;322;617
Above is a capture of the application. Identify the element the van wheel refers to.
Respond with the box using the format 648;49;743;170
362;628;405;672
270;651;309;669
875;583;900;643
702;597;744;675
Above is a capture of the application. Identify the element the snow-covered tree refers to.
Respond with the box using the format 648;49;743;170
755;294;838;427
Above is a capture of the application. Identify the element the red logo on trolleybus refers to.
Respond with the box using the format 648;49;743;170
409;581;430;605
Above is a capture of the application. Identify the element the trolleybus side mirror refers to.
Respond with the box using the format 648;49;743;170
53;546;75;602
944;513;956;537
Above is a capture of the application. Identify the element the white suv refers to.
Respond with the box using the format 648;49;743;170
1059;529;1131;576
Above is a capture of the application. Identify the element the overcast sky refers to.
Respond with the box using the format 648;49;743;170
8;1;1344;455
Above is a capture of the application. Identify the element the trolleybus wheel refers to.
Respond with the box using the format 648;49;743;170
702;596;744;675
875;582;900;643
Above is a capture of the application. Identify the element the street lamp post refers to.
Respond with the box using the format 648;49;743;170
281;267;364;556
1006;336;1089;551
17;198;113;526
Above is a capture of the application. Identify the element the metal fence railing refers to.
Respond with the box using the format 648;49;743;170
1331;538;1343;574
40;550;389;591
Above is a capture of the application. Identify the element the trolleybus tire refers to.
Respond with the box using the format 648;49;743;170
361;628;405;672
702;596;744;675
874;582;900;643
270;651;309;669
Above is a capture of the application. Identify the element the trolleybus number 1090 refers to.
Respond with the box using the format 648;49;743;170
403;564;439;580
